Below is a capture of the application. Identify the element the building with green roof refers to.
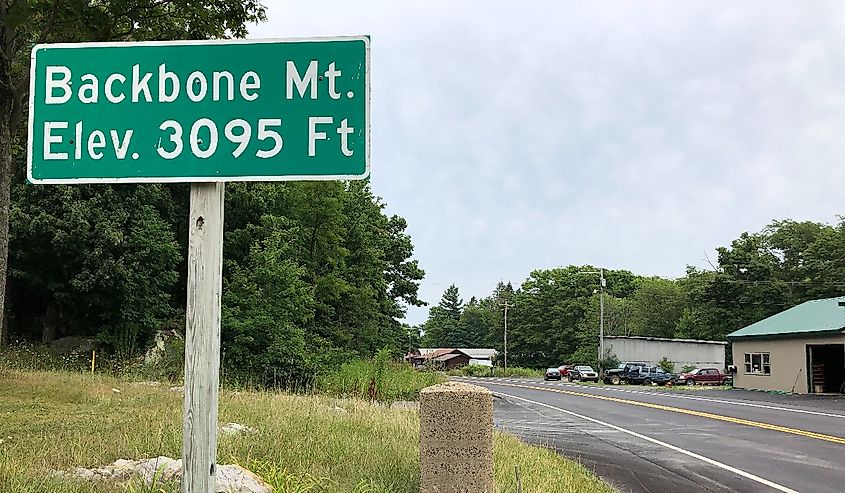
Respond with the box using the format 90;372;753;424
727;296;845;394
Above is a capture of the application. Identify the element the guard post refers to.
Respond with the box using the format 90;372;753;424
420;382;494;493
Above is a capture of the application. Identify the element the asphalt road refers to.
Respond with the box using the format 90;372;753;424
452;377;845;493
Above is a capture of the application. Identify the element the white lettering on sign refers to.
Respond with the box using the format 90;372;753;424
336;118;354;157
105;74;126;103
45;66;72;104
240;71;260;101
190;118;218;159
213;72;234;102
308;116;332;156
43;122;68;159
157;120;183;159
38;57;362;166
159;64;180;103
132;64;153;103
110;129;134;159
79;74;98;103
187;71;208;102
324;62;342;100
256;119;283;158
88;130;106;160
40;65;274;105
286;61;318;100
224;119;251;157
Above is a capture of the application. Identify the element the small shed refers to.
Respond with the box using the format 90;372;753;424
727;296;845;394
433;352;471;370
604;335;727;372
408;348;497;370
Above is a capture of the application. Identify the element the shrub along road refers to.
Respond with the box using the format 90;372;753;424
454;377;845;493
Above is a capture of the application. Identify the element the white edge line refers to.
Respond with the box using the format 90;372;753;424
495;391;799;493
27;36;371;184
612;389;845;419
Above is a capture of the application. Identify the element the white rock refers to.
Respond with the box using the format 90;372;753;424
220;422;256;436
217;464;273;493
56;456;271;492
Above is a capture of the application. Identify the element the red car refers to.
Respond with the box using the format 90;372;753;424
557;365;572;378
676;368;729;386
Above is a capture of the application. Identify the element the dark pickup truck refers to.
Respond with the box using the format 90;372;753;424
603;362;648;385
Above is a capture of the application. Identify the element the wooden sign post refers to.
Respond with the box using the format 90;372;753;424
182;183;225;492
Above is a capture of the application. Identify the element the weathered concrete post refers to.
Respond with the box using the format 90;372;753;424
420;382;494;493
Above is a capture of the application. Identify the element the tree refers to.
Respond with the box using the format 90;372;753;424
421;284;464;347
9;183;181;353
629;277;684;338
222;181;425;366
0;0;267;343
456;298;493;348
222;216;313;386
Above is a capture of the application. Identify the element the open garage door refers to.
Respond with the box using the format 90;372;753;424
807;344;845;394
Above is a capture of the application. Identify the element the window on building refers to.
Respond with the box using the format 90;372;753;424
744;352;771;375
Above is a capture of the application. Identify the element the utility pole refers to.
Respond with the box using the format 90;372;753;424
500;301;512;369
599;268;605;364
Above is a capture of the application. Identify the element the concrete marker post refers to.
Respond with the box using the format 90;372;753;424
420;381;494;493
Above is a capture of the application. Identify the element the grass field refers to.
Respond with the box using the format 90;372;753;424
0;370;613;493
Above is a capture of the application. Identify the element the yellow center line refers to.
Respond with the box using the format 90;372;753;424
479;380;845;445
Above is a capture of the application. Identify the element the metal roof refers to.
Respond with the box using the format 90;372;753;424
434;353;465;362
413;348;455;360
726;296;845;339
455;348;497;359
605;335;726;345
416;348;497;359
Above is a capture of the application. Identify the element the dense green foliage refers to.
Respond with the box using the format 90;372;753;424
8;180;425;385
0;0;269;356
422;218;845;369
0;0;426;386
6;183;424;385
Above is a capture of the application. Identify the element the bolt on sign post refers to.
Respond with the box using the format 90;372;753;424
27;37;370;493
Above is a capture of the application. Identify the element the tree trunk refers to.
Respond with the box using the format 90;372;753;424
0;109;10;347
0;6;16;348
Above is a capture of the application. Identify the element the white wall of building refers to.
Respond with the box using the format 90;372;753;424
605;337;726;371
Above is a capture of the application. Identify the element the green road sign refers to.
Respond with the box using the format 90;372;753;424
27;37;369;184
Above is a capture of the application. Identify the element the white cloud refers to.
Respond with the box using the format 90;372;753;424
251;1;845;324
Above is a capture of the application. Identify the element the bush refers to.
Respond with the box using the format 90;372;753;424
0;342;92;373
315;356;444;402
658;357;675;373
455;364;492;377
682;364;697;373
447;365;543;378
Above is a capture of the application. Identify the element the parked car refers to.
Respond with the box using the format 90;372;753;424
676;368;729;386
627;366;676;386
544;368;562;381
557;365;572;378
569;365;599;382
603;362;649;384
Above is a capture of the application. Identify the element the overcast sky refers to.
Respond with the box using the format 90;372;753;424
250;1;845;325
